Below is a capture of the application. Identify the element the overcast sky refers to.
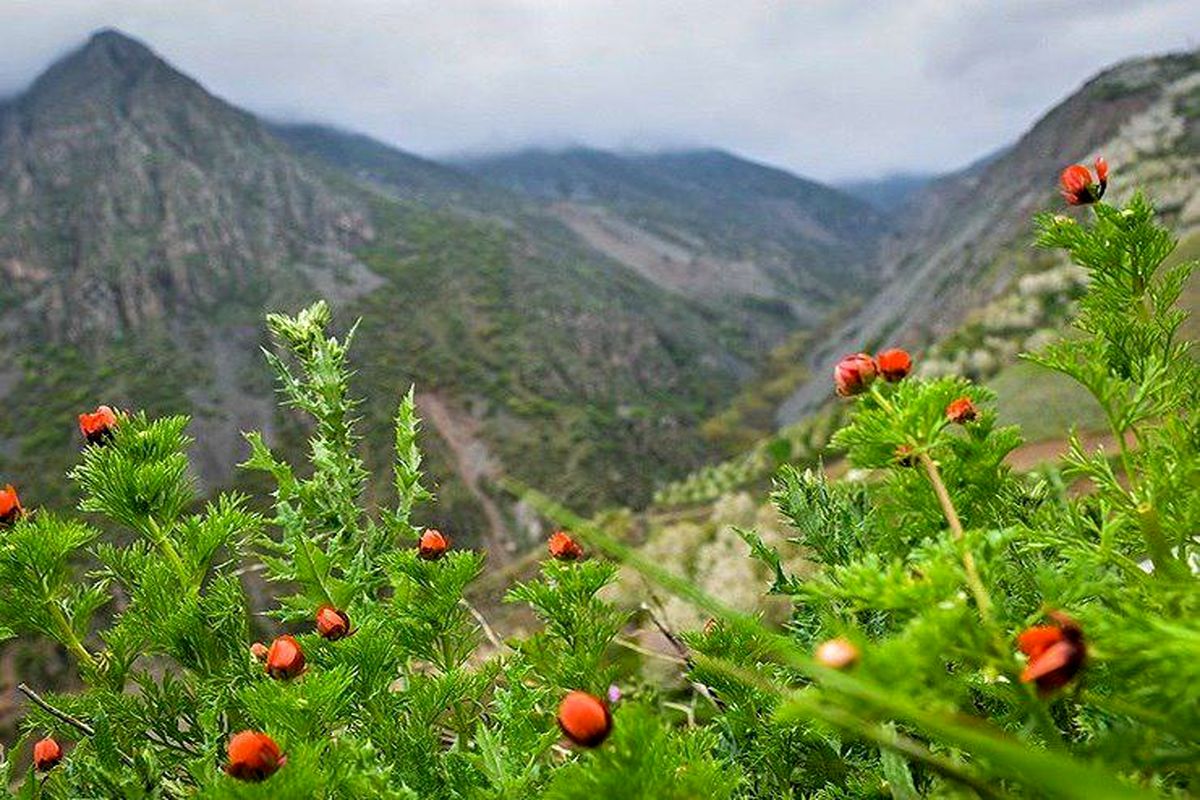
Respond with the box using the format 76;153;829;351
0;1;1196;182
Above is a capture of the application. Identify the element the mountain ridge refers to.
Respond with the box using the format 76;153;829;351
0;29;878;547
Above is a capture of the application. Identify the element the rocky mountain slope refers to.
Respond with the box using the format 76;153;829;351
458;147;888;331
0;30;889;552
779;50;1200;422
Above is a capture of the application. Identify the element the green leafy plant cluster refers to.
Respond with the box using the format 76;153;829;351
0;180;1196;799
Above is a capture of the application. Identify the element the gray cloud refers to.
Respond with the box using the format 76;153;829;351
0;0;1196;181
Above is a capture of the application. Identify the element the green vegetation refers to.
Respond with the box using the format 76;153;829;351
0;187;1197;797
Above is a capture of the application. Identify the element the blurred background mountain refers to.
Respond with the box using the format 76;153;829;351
2;29;1197;548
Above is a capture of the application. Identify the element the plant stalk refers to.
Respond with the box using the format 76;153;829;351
918;452;994;622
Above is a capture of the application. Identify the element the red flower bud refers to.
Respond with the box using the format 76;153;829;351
33;736;63;772
557;691;612;748
548;531;584;561
834;353;877;397
249;642;269;662
1017;612;1085;695
874;348;912;382
315;605;350;641
815;637;859;670
78;405;119;446
225;731;286;782
418;529;449;560
265;635;305;680
1059;157;1108;205
946;397;978;424
0;484;22;527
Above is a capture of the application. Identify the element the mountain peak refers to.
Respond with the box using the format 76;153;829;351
23;28;171;106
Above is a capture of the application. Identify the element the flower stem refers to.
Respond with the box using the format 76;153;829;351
917;452;993;623
46;601;97;674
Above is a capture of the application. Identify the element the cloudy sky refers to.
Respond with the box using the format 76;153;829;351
0;1;1196;182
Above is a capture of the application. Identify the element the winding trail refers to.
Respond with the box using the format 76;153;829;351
416;393;515;566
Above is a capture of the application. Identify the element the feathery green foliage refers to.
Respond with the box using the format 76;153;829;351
0;177;1196;799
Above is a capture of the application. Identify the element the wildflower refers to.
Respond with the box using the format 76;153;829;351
875;348;912;382
834;353;877;397
265;635;306;679
607;684;622;705
557;690;612;748
315;605;350;641
548;530;584;561
1018;612;1085;694
0;485;22;527
78;405;119;445
815;637;859;670
33;736;63;771
249;642;269;662
225;731;286;782
1059;157;1108;205
418;528;449;560
946;396;978;424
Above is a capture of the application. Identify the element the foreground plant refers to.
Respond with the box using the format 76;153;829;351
0;163;1195;799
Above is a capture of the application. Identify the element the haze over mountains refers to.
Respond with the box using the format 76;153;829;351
1;29;1198;552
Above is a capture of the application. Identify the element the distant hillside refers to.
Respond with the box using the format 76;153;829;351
837;172;936;213
779;50;1200;422
270;123;488;207
457;147;890;330
1;30;871;554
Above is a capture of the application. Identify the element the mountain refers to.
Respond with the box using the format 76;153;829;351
778;50;1200;422
0;30;888;555
269;123;488;207
457;147;889;330
837;172;936;213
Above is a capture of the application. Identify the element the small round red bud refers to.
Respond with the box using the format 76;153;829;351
548;531;584;561
1017;612;1085;695
418;529;449;560
78;405;119;446
265;635;305;680
0;484;23;527
315;605;350;641
33;736;63;772
834;353;877;397
225;731;286;782
874;348;912;382
815;637;859;670
1059;157;1108;206
557;691;612;748
946;396;978;424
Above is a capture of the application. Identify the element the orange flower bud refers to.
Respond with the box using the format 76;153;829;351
78;405;119;445
557;690;612;748
834;353;877;397
1059;157;1108;205
225;731;286;782
0;484;22;527
815;637;859;670
249;642;269;662
33;736;63;772
548;531;584;561
315;605;350;641
946;396;977;424
418;529;449;560
1017;612;1085;695
874;348;912;382
265;635;305;680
